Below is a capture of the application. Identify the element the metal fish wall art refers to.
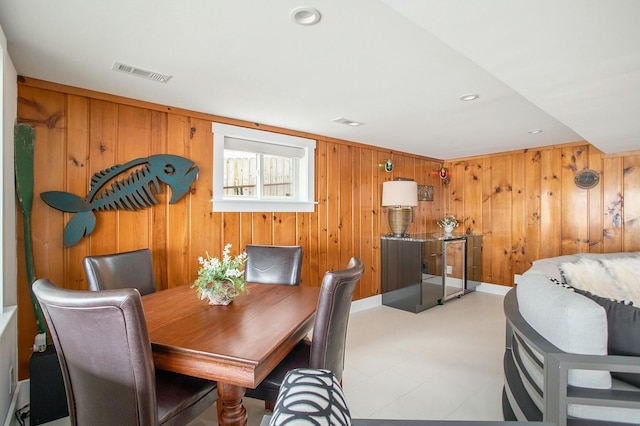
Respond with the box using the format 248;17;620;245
41;154;199;247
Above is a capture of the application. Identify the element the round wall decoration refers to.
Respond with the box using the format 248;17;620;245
574;169;600;189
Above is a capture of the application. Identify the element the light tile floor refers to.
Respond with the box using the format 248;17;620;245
189;291;507;425
342;291;506;422
41;291;507;426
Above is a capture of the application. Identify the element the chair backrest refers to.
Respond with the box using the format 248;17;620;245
83;248;156;295
244;245;303;285
32;279;158;426
309;257;364;382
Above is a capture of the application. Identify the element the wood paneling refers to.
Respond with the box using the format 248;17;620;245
15;78;640;379
15;79;442;378
445;144;640;287
623;155;640;251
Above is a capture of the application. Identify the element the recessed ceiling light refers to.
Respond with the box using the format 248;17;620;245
528;129;544;134
459;94;479;101
332;117;363;127
290;7;321;26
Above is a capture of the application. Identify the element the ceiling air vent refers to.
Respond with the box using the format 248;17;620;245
332;117;363;127
112;62;172;83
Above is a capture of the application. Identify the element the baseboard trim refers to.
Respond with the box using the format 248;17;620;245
476;282;512;296
4;380;28;426
350;294;381;313
350;281;510;314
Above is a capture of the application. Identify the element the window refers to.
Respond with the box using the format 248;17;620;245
212;123;316;212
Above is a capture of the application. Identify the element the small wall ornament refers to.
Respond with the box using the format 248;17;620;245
436;167;451;185
41;154;199;247
378;159;394;173
438;167;448;179
418;185;434;201
574;169;600;189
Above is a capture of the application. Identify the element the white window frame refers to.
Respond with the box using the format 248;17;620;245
212;123;316;212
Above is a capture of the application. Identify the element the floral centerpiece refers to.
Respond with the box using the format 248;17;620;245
191;244;248;305
437;214;459;234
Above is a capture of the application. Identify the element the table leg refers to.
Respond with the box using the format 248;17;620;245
217;382;248;426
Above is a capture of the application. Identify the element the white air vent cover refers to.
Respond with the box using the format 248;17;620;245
332;117;363;127
112;62;172;83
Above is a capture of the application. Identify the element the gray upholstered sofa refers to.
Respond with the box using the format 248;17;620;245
503;252;640;426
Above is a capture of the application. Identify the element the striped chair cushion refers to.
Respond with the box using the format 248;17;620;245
269;368;351;426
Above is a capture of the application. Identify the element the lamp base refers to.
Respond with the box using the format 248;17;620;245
387;207;413;237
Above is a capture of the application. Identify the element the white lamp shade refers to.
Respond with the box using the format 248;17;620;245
382;180;418;207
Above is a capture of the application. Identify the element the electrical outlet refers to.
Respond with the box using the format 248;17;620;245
446;265;453;274
9;365;15;395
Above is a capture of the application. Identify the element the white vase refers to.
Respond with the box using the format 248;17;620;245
444;224;454;235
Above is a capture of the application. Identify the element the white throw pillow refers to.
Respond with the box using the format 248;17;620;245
560;258;626;301
599;257;640;305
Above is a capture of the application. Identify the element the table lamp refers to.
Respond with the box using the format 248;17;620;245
382;180;418;237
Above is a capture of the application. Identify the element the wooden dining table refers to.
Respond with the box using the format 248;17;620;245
141;282;319;426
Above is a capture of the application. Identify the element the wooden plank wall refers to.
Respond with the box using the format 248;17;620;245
15;78;444;378
16;78;640;378
444;145;640;286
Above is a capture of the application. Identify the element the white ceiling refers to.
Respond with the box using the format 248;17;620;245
1;0;638;159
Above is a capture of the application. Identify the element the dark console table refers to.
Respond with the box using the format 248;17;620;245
381;233;482;313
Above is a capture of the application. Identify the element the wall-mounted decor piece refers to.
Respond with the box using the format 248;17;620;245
15;123;48;344
41;155;199;247
574;168;600;189
378;158;394;172
418;185;434;201
436;167;451;185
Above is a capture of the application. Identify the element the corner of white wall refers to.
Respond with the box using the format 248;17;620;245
1;21;20;426
1;22;18;310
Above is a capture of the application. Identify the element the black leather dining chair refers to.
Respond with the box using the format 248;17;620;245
244;245;303;285
32;278;218;426
245;257;364;409
83;248;156;295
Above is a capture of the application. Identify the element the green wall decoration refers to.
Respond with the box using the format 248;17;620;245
15;123;48;344
40;154;199;247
